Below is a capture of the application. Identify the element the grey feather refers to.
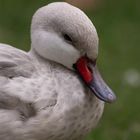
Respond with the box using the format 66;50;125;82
0;91;36;120
0;44;35;78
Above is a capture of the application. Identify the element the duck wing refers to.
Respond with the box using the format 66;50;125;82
0;43;35;78
0;44;37;118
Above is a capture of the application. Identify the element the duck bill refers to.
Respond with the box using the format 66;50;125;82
88;65;116;103
74;56;116;103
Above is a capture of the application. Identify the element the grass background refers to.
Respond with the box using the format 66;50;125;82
0;0;140;140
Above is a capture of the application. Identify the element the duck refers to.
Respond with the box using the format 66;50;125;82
0;2;116;140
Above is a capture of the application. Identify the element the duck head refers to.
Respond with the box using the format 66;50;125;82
31;2;116;103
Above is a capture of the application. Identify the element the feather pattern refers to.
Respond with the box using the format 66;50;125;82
0;2;106;140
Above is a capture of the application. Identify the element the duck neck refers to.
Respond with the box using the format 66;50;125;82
28;47;49;64
28;47;72;71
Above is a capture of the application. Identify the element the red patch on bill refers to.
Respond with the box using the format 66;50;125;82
75;56;93;83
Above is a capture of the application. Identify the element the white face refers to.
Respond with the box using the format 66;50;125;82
31;30;80;69
31;2;99;70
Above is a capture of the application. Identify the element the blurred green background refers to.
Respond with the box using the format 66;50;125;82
0;0;139;140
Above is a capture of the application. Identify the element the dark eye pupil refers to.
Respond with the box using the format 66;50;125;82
63;34;72;42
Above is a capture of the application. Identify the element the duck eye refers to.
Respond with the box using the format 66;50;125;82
63;34;73;42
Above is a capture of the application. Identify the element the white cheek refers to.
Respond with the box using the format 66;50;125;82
31;30;80;69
